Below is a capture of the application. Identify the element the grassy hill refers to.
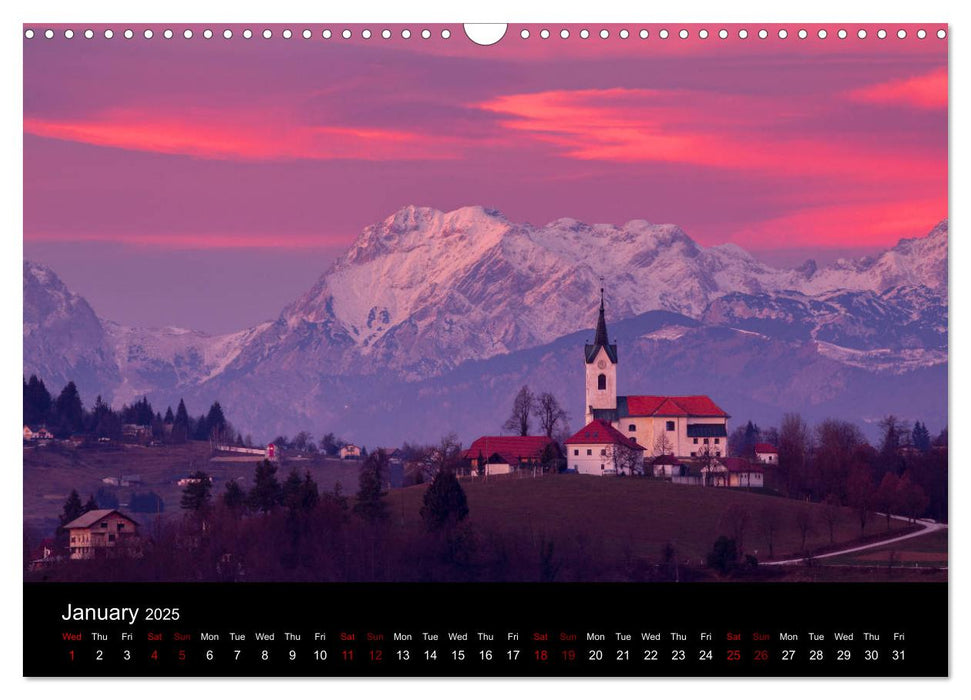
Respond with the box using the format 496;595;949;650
386;473;907;565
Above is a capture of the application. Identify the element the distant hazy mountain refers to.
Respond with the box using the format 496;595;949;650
22;208;948;444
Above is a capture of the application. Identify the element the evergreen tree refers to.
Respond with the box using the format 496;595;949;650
52;381;84;437
163;406;175;424
420;469;469;531
282;469;304;511
83;495;99;513
300;473;320;512
172;399;190;442
205;401;228;440
248;460;283;513
223;480;246;513
58;490;84;532
912;421;932;453
354;451;390;523
23;375;52;426
180;471;213;512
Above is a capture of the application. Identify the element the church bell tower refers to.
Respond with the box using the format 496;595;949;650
584;286;618;424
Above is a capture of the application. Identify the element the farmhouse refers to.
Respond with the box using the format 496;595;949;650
23;425;53;441
565;420;645;476
461;435;557;476
701;458;765;488
581;289;730;460
340;444;362;460
62;509;139;560
755;443;778;465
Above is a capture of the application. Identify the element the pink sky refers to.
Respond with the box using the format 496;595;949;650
23;24;947;331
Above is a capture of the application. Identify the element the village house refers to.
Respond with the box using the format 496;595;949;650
339;443;362;460
755;443;778;465
62;509;140;560
565;420;645;476
23;425;53;441
461;435;557;476
701;458;765;489
581;289;730;460
121;423;152;443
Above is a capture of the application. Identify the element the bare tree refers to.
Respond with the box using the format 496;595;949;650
758;506;781;559
795;508;815;552
724;505;750;553
503;385;535;436
609;442;644;476
779;413;811;498
536;392;569;439
820;493;842;543
651;433;674;457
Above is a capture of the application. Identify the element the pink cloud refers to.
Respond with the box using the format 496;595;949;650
479;88;941;181
731;198;946;249
27;231;337;250
23;107;461;162
849;68;947;109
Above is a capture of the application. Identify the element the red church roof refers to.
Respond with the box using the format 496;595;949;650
462;435;554;465
565;420;645;450
755;443;778;454
624;395;728;417
718;457;764;473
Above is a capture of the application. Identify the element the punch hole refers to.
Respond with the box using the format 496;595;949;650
464;24;505;46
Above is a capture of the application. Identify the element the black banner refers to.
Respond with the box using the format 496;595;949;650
24;582;947;677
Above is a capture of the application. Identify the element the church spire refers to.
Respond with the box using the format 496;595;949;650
594;284;609;348
584;280;617;365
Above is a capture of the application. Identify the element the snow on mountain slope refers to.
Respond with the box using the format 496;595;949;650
227;206;947;380
106;322;272;404
23;261;119;399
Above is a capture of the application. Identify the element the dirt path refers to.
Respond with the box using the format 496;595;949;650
763;516;947;566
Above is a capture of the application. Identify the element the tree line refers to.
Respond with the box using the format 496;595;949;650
24;374;242;445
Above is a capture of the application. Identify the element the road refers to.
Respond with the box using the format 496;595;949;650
762;515;947;566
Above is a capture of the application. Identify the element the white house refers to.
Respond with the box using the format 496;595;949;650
701;458;765;488
461;436;556;476
755;443;778;465
565;419;645;476
583;290;729;459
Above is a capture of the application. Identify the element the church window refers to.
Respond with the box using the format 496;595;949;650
714;438;720;444
600;448;607;456
716;451;721;457
600;464;605;471
703;438;709;445
691;452;697;457
573;449;579;456
587;449;592;456
597;374;606;391
693;438;698;444
628;424;636;432
666;421;675;431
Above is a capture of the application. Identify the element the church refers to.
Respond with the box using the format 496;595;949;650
574;290;730;465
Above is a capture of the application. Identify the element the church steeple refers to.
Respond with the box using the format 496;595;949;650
594;286;609;348
584;283;618;365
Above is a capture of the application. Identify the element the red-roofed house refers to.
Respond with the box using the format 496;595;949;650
755;443;779;465
701;458;765;488
565;420;645;476
462;435;557;476
583;289;729;459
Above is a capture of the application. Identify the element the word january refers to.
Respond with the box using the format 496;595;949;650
61;604;139;625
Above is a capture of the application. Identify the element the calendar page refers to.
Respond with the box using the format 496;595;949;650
22;21;948;677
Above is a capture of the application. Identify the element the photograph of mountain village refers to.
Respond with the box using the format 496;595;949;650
23;26;947;584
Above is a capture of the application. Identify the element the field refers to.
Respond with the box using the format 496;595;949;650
23;441;361;537
385;472;910;565
26;442;937;580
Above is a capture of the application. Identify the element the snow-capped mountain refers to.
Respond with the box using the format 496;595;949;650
23;207;947;443
23;261;119;400
228;206;947;379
